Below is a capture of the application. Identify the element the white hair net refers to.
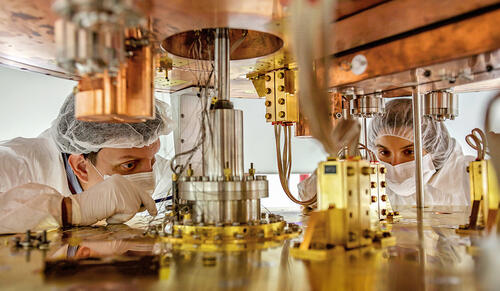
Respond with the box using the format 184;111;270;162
50;93;174;154
367;98;455;170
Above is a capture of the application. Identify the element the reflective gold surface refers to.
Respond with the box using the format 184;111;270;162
0;207;488;290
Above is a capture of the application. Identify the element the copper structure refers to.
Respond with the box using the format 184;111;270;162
1;0;500;96
75;40;154;122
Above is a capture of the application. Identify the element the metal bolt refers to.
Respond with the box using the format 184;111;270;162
381;209;387;216
371;182;377;188
265;113;272;119
381;195;387;202
266;88;272;94
278;85;285;92
278;72;285;79
361;167;374;175
380;181;386;188
346;167;355;176
371;196;377;203
278;111;286;118
423;70;431;77
265;75;272;81
265;100;272;107
278;98;285;104
380;167;387;174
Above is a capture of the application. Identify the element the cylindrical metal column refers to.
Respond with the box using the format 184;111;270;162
204;109;244;179
215;28;230;101
412;85;425;210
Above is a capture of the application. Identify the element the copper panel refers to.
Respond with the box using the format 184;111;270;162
331;0;500;54
335;49;500;97
326;8;500;91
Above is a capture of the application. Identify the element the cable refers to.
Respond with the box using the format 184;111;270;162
466;128;488;160
274;124;317;206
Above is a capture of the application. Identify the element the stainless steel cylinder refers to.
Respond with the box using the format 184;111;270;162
215;28;230;101
204;109;244;179
350;93;385;117
423;90;458;121
179;178;268;224
412;85;425;210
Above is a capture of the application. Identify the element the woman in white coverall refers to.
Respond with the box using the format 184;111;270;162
298;98;473;210
0;93;174;234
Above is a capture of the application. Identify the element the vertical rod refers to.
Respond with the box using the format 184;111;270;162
363;117;368;158
215;28;230;101
412;84;425;210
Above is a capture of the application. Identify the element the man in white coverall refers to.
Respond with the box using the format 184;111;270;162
0;93;174;233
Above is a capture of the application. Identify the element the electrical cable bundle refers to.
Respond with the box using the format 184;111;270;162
274;123;317;206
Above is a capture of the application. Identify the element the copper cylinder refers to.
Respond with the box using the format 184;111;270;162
75;42;154;123
295;91;342;137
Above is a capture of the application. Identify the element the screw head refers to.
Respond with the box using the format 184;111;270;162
278;111;286;118
265;100;272;107
265;113;272;119
278;98;285;105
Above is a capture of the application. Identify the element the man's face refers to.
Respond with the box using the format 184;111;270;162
85;140;161;189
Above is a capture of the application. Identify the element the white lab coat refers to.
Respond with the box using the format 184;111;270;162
0;130;172;234
297;142;474;210
0;130;71;233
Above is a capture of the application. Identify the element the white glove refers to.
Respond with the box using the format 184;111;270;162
70;175;157;225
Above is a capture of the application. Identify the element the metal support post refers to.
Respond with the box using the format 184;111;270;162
412;84;425;210
215;28;230;101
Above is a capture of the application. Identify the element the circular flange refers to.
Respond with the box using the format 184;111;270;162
159;221;301;251
161;28;283;60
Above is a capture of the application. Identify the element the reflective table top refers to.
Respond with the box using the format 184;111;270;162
0;206;496;291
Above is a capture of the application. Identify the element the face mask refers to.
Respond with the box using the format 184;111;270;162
90;162;156;195
380;154;436;197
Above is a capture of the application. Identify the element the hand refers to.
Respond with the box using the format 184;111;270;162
71;175;157;225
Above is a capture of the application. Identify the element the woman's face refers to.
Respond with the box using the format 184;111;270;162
375;135;427;166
